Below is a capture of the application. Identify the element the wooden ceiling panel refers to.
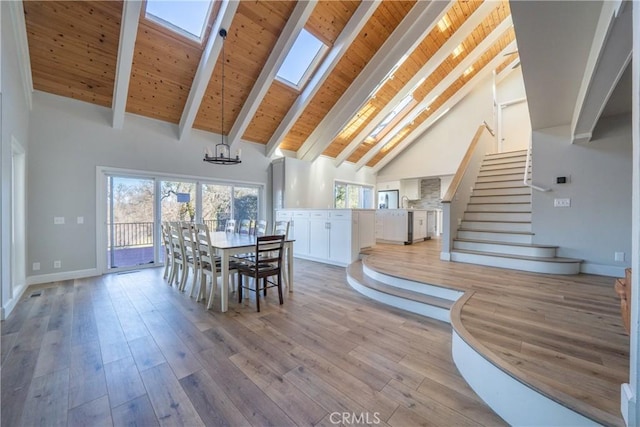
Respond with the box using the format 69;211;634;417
322;0;483;159
242;0;360;144
366;27;515;167
280;0;416;152
24;1;123;107
193;1;297;135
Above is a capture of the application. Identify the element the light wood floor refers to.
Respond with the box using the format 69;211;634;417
363;239;629;427
1;257;506;426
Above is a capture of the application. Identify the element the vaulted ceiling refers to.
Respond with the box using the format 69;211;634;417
22;0;520;171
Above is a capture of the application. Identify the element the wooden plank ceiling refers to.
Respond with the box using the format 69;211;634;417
23;0;517;169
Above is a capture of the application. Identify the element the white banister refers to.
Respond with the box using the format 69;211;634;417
523;137;551;192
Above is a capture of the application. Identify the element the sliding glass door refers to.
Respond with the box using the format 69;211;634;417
107;176;155;270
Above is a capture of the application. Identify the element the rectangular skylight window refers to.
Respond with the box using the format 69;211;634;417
369;94;414;140
276;29;327;90
146;0;213;42
452;44;464;58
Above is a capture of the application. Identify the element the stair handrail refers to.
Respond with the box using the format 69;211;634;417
523;137;551;192
441;122;495;261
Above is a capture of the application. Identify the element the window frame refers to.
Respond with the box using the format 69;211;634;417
275;28;329;91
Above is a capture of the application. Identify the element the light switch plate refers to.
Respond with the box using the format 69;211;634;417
53;260;61;269
54;216;65;225
33;262;40;271
553;198;571;208
615;252;625;262
77;216;84;224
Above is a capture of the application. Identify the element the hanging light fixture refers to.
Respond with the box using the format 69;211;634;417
204;28;241;165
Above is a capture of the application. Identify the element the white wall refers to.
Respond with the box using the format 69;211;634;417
1;1;31;318
28;92;272;278
282;155;376;209
376;74;494;182
531;114;632;275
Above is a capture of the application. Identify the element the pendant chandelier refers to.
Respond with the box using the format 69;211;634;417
203;28;241;165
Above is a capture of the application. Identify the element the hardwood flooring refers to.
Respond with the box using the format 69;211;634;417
1;257;506;426
363;239;629;427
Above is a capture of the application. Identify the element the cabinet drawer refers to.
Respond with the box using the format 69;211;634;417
293;211;310;218
329;211;351;219
309;211;328;219
276;211;292;220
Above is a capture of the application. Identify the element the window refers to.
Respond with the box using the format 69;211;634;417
276;29;327;90
368;94;415;140
145;0;214;42
334;182;374;209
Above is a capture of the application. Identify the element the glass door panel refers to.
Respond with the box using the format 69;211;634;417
107;176;155;269
160;181;196;262
233;186;259;221
202;184;232;231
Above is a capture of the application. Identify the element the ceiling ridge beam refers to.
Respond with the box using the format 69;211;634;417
112;0;142;129
227;0;317;152
370;42;517;173
571;0;632;144
7;0;34;110
178;0;239;141
296;0;452;162
355;18;513;170
264;0;381;158
334;0;498;167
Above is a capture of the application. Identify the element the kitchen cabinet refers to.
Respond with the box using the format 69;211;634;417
413;210;427;241
276;209;375;266
401;179;420;200
375;209;432;244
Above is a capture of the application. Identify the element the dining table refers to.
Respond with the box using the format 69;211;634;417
206;231;294;312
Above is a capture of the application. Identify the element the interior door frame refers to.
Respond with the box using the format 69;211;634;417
497;97;527;153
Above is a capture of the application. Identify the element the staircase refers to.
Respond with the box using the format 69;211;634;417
451;149;581;274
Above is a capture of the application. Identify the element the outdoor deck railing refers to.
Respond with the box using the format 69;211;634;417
108;219;229;248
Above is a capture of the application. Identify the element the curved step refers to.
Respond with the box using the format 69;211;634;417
453;238;558;258
346;262;454;323
451;249;581;275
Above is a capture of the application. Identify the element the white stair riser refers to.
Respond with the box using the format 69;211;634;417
453;241;557;258
457;230;533;244
475;180;528;190
478;167;529;177
483;156;528;166
470;194;531;204
473;187;531;196
485;150;528;160
451;251;580;275
464;212;531;222
481;161;527;171
461;221;532;232
476;173;529;182
467;203;531;212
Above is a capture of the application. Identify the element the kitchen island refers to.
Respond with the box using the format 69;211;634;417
375;209;433;244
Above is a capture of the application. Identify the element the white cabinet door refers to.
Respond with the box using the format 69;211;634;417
309;214;329;259
328;219;351;263
358;211;375;248
413;211;427;240
291;213;310;256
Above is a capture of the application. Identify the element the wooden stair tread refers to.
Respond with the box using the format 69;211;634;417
471;193;531;197
454;238;557;249
452;249;581;263
468;202;531;205
462;219;531;224
347;262;453;310
458;228;534;235
465;210;532;214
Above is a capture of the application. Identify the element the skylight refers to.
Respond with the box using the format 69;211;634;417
145;0;213;42
368;94;414;140
276;29;327;90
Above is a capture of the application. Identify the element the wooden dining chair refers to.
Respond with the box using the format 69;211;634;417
255;220;268;237
237;235;285;312
169;222;186;288
161;222;174;280
225;219;236;233
238;219;251;235
180;223;200;294
272;220;290;238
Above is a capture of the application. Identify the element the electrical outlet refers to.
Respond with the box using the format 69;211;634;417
615;252;625;262
54;216;65;225
553;198;571;208
33;262;40;271
53;260;61;269
77;216;84;224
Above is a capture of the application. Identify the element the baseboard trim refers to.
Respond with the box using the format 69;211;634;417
621;383;636;426
26;268;99;286
440;251;451;261
1;283;28;320
580;263;626;277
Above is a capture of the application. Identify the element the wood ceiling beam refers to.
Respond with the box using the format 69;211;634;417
112;0;142;129
571;0;632;144
178;0;239;141
226;1;317;152
356;18;513;170
371;42;517;173
296;0;452;162
264;0;381;158
334;0;497;167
